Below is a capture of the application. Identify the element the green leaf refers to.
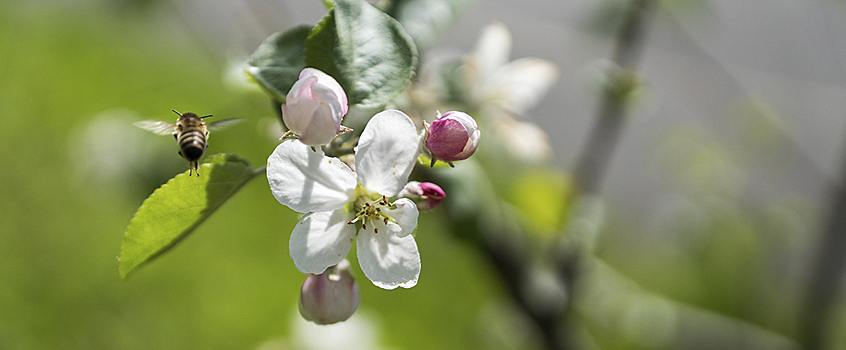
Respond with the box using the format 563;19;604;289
246;25;312;102
388;0;473;50
306;0;418;108
304;12;341;86
119;154;261;279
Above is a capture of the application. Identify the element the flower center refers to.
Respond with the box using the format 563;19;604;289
346;191;393;233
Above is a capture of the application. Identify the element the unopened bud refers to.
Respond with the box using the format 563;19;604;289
424;111;481;166
399;181;445;211
299;259;360;325
282;68;349;146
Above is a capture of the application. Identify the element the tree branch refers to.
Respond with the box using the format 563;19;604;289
426;2;656;349
572;0;655;195
799;126;846;349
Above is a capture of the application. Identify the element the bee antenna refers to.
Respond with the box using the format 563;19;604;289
172;109;182;116
201;115;213;119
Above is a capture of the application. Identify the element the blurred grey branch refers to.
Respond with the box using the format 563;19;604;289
572;0;655;196
433;1;657;350
800;130;846;349
555;0;656;348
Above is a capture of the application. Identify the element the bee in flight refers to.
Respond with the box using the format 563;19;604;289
134;110;241;176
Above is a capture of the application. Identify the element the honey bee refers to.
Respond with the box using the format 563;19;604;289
135;110;242;176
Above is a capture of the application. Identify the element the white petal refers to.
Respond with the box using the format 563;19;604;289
267;141;357;213
282;96;321;136
384;198;418;238
474;22;512;80
356;227;421;289
302;68;348;115
287;74;318;100
490;58;559;114
354;110;420;197
446;111;478;133
493;118;552;162
296;102;341;146
455;129;481;160
311;82;345;122
290;210;357;274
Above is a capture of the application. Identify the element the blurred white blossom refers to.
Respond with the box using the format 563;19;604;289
466;22;559;162
255;309;393;350
491;117;553;163
466;22;560;116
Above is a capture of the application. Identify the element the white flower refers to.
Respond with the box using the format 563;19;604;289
465;22;559;162
492;117;553;163
267;110;422;290
467;22;559;115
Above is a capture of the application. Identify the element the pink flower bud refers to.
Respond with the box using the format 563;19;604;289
282;68;349;146
399;181;446;211
299;260;360;325
424;111;481;163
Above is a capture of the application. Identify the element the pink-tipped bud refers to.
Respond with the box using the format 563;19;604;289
424;111;481;163
299;259;360;325
399;181;446;211
282;68;349;146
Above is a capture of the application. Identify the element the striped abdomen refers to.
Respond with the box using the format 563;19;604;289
177;129;207;162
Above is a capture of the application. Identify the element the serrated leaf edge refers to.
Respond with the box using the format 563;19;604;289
119;160;258;279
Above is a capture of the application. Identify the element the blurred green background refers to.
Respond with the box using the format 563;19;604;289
3;0;846;349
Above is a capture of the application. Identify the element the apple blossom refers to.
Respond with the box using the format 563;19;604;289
424;111;480;166
299;259;361;325
467;22;559;116
399;181;445;211
466;22;558;162
281;68;349;146
267;109;422;290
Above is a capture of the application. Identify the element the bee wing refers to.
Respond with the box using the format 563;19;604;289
207;118;243;131
134;120;177;135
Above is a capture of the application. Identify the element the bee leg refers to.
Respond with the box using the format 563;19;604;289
193;161;200;177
